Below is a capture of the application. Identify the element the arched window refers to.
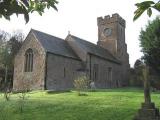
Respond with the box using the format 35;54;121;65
24;49;33;72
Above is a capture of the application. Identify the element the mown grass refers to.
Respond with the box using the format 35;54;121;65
0;87;160;120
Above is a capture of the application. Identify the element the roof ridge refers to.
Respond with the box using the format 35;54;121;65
70;35;97;46
29;29;80;60
31;29;64;41
70;35;118;60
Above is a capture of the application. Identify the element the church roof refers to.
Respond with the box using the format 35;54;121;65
31;29;120;64
69;35;120;64
31;29;80;60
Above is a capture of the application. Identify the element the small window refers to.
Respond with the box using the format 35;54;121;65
64;68;66;78
108;67;112;83
93;64;98;81
24;48;33;72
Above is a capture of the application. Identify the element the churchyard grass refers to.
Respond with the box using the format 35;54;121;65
0;87;160;120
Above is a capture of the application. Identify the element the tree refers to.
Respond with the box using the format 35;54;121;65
0;30;24;89
6;32;24;70
0;31;10;68
0;0;58;23
129;59;144;87
139;17;160;73
134;0;160;21
134;59;144;86
0;32;23;70
134;59;143;69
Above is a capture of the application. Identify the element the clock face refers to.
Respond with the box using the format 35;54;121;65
103;28;112;36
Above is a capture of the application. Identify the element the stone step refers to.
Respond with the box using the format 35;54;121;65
134;107;160;120
134;116;160;120
138;108;159;117
141;102;156;109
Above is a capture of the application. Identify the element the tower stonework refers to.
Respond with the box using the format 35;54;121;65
97;13;130;86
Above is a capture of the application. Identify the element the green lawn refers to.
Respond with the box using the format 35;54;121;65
0;88;160;120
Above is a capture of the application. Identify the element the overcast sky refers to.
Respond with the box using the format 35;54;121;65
0;0;159;67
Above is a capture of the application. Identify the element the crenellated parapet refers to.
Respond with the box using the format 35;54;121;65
97;13;126;27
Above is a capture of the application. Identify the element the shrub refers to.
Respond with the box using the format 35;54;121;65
17;79;30;113
74;75;90;96
3;83;12;101
17;92;29;113
3;90;11;101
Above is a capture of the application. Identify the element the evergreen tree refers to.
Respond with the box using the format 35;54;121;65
139;17;160;73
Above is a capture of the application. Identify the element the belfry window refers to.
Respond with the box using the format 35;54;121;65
24;48;33;72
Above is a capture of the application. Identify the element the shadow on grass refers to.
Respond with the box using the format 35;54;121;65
151;91;160;94
86;87;144;93
45;87;144;95
77;93;88;96
46;90;71;94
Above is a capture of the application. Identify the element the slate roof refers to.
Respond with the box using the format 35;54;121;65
70;35;120;64
30;29;120;64
31;29;80;60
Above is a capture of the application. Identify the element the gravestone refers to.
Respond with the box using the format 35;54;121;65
90;81;96;90
134;66;160;120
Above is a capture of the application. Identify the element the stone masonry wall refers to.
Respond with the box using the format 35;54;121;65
46;53;82;90
13;32;46;91
97;13;130;86
86;54;122;88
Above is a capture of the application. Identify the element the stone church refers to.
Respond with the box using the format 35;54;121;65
13;13;130;91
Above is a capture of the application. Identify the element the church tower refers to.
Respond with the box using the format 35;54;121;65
97;13;130;86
